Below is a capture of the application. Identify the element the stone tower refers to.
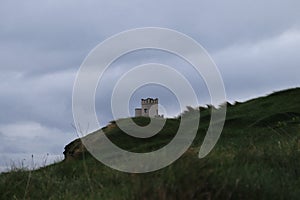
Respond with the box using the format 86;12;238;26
135;98;159;117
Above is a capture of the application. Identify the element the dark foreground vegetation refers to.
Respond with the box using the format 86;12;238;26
1;88;300;199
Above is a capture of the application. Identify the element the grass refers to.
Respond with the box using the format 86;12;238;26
1;87;300;199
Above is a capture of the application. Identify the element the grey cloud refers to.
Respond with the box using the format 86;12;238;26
0;121;75;154
0;70;75;130
213;28;300;101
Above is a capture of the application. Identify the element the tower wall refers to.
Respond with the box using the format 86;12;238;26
135;108;142;117
141;98;158;117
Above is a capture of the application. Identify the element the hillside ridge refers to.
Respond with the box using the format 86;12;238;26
63;87;300;160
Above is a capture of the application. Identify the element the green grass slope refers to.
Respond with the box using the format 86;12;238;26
1;88;300;200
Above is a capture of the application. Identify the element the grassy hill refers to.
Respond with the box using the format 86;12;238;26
1;88;300;199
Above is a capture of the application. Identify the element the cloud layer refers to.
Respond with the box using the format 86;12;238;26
0;0;300;171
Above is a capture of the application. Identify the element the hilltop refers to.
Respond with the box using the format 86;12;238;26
64;87;300;161
1;88;300;199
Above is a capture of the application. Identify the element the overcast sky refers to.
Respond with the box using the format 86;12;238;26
0;0;300;171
